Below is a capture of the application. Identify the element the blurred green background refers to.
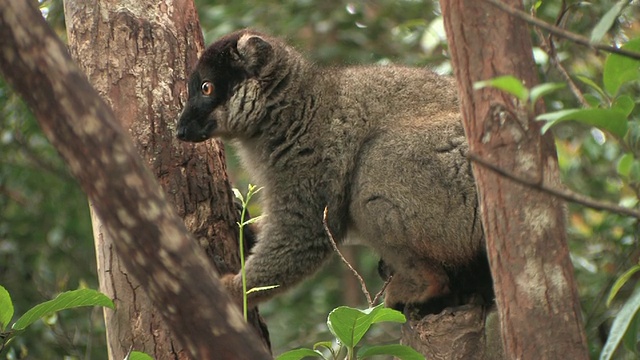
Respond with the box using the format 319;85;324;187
2;0;640;358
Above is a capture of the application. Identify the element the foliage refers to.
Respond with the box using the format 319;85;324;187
127;351;155;360
540;38;640;358
276;304;423;360
600;286;640;360
474;75;566;112
538;37;640;142
194;0;442;67
589;0;631;44
0;78;102;358
0;285;113;356
4;0;640;358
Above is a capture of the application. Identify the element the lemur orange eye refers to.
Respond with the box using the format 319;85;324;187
201;81;214;96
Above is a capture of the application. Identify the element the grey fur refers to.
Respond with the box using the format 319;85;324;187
177;30;486;308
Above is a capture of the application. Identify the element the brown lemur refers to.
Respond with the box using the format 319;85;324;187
176;29;493;313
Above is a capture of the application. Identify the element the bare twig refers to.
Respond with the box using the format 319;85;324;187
372;276;393;305
469;153;640;220
550;52;591;107
0;184;28;206
531;2;592;108
323;207;376;307
483;0;640;61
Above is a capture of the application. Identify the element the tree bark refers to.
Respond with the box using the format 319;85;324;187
438;0;589;359
62;0;268;357
403;305;503;360
0;1;270;359
61;1;270;358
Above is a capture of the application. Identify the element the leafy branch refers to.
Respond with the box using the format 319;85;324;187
483;0;640;60
0;286;113;355
276;304;423;360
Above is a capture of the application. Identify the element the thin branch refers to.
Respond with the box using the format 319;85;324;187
483;0;640;60
0;184;28;206
536;24;590;108
550;52;591;108
530;3;597;108
372;276;393;306
323;207;375;307
468;153;640;220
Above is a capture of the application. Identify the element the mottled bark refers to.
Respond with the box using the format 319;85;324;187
438;0;589;359
0;1;270;359
403;305;503;360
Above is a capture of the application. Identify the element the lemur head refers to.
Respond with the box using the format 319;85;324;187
177;29;294;142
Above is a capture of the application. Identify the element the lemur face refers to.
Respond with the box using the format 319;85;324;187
176;30;273;142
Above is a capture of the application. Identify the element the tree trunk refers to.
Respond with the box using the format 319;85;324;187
62;1;270;358
436;0;589;359
0;1;270;359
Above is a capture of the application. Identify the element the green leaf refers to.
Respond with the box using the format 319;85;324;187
128;351;155;360
583;94;603;108
246;285;279;294
313;341;334;352
620;196;639;209
0;285;14;331
600;286;640;360
368;306;406;324
358;344;425;360
617;153;634;178
533;0;542;11
232;188;244;203
622;312;640;353
529;82;565;105
630;162;640;184
612;95;635;116
624;121;640;157
576;75;608;102
242;214;266;226
399;19;429;30
607;264;640;307
275;348;325;360
474;76;529;102
12;289;114;331
603;37;640;96
537;108;628;139
327;304;405;348
246;184;263;199
590;0;629;43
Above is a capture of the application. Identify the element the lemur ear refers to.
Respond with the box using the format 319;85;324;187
233;34;273;76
